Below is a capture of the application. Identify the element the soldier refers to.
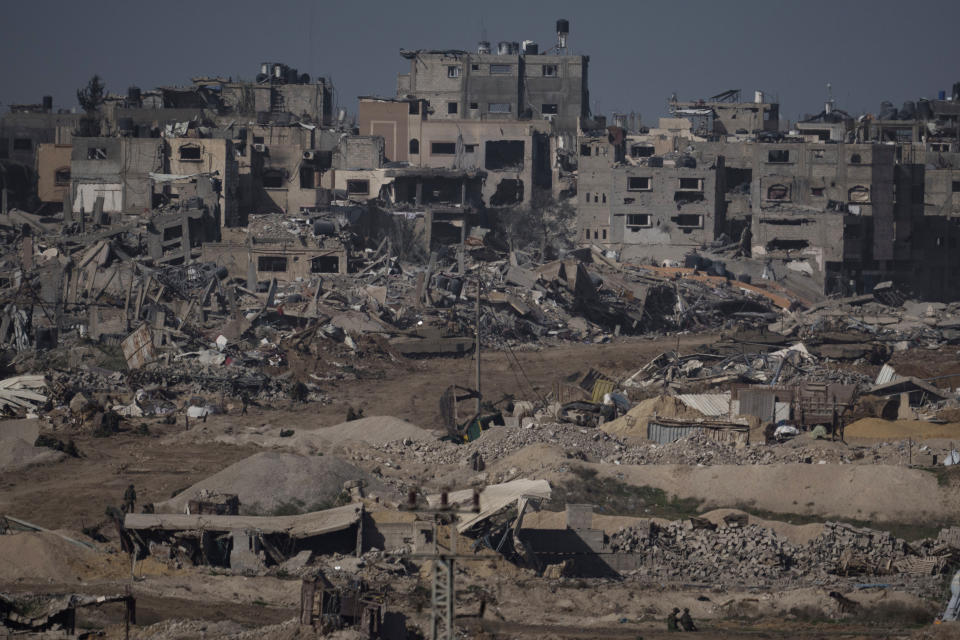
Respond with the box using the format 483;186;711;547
667;608;680;632
122;484;137;513
240;392;249;416
680;608;697;632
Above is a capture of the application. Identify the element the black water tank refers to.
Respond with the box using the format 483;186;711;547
117;117;135;134
127;86;141;105
648;156;664;168
42;95;53;112
299;73;310;84
556;18;569;34
313;220;336;236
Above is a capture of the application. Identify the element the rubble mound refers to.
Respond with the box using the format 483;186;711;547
610;520;952;587
313;415;439;445
600;396;707;438
155;452;392;515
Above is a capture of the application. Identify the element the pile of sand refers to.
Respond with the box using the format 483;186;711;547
846;418;960;440
0;532;124;583
155;451;393;515
0;438;65;473
312;415;440;445
600;395;706;439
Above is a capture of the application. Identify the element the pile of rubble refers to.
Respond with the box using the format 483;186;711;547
610;518;957;588
365;422;948;471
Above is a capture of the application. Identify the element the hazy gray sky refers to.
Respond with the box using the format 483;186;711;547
3;0;958;125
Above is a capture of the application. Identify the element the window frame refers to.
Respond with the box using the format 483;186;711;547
430;142;457;155
178;144;202;162
767;149;790;164
626;213;653;229
627;176;652;191
346;179;370;195
257;256;288;273
674;214;703;229
54;167;71;186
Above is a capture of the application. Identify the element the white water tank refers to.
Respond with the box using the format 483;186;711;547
754;90;764;104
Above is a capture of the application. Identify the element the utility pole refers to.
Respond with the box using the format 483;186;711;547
409;489;481;640
474;277;481;415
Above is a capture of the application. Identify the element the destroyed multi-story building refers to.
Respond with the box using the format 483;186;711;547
68;136;165;220
669;89;780;138
0;99;81;212
396;19;588;136
358;96;551;207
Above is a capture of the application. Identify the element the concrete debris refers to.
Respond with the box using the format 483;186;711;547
608;520;959;587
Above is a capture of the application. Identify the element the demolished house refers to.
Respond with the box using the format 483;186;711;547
123;503;364;572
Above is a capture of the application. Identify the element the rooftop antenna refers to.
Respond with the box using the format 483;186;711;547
826;82;834;114
480;16;487;43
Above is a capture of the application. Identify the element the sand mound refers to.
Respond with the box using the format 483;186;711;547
846;418;960;440
0;532;123;583
312;415;439;445
155;451;392;515
600;395;706;438
0;438;65;472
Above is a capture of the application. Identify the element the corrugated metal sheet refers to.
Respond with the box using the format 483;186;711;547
738;388;777;422
647;421;700;445
121;323;156;370
677;392;731;417
647;419;749;445
875;363;901;385
591;379;615;403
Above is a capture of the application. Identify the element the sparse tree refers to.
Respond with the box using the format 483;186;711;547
497;189;577;260
77;75;106;113
76;75;106;137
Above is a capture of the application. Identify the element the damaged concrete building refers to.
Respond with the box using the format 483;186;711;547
396;19;589;136
669;89;780;138
358;97;550;207
577;127;726;252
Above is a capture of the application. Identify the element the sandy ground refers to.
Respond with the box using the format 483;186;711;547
569;461;959;524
